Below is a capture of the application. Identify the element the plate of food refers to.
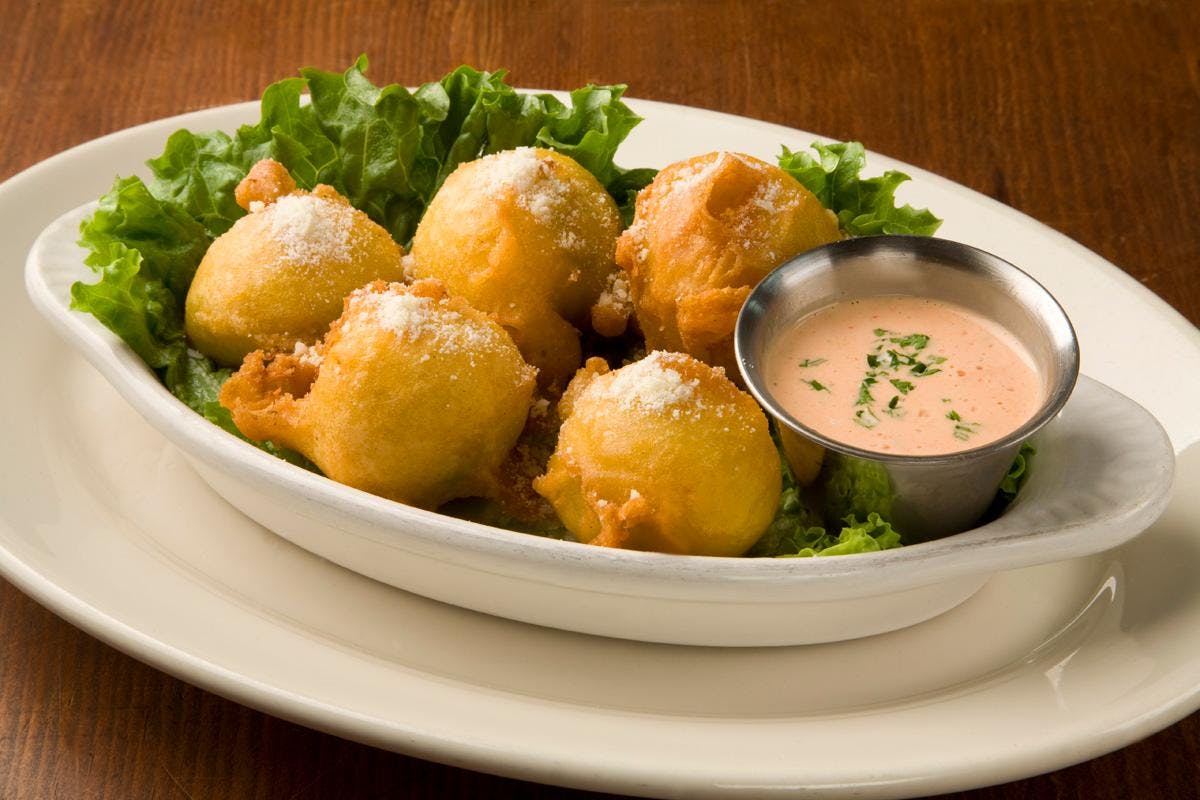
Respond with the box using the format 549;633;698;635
21;59;1175;646
4;59;1199;797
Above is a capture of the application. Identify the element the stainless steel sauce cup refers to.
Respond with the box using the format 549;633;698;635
735;235;1080;540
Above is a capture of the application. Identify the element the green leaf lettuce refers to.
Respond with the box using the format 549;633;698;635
778;141;942;236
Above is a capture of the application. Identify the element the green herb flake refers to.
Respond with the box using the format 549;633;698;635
804;379;830;392
889;378;914;394
946;409;981;441
888;333;929;350
798;358;827;368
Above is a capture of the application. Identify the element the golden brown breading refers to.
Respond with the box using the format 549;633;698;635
185;162;406;367
410;147;621;393
615;151;841;379
533;352;781;556
234;158;297;210
220;279;538;509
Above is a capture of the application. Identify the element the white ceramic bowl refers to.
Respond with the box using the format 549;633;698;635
26;202;1176;646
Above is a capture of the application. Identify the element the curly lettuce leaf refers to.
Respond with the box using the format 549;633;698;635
79;175;209;298
145;57;653;246
779;513;902;558
979;442;1037;522
533;85;646;188
71;176;205;372
819;451;896;529
779;141;942;236
147;77;342;238
746;473;827;557
749;426;903;558
999;442;1036;497
70;238;186;370
301;57;432;242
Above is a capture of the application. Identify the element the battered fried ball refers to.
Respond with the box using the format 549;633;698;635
533;352;781;557
615;151;841;377
410;147;622;392
219;279;538;509
186;159;405;367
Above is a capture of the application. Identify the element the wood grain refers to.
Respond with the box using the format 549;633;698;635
1;0;1197;797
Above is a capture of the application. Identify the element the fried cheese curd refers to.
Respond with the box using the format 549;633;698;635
410;147;622;392
533;352;781;557
614;151;841;378
219;279;537;509
185;159;405;367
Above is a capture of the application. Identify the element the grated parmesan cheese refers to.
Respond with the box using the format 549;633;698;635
471;147;585;250
596;351;700;413
350;287;500;356
291;340;324;367
266;194;353;266
595;271;632;316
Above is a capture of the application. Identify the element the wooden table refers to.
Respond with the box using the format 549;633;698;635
2;1;1197;797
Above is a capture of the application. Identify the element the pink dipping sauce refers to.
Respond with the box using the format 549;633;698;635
766;296;1042;455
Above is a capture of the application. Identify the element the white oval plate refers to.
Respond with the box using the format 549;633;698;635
3;98;1200;797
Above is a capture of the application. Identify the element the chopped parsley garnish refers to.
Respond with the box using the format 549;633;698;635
803;379;829;392
947;409;981;441
856;378;876;405
798;358;827;368
888;333;930;350
850;328;947;428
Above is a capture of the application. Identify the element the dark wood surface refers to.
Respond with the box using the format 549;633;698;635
2;1;1197;797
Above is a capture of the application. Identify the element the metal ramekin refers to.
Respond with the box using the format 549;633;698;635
735;235;1080;540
